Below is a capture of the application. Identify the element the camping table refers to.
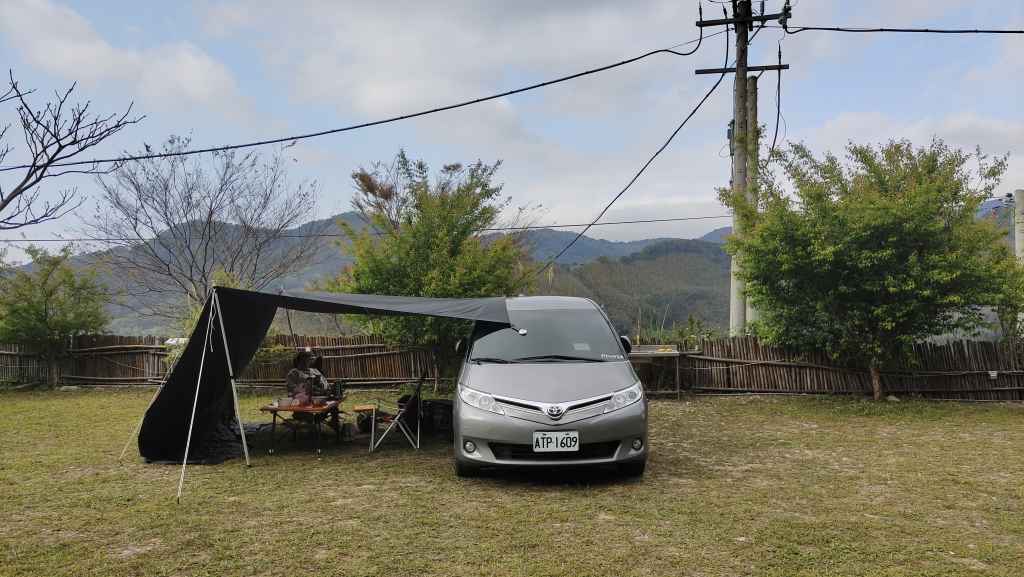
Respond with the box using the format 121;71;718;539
260;400;342;455
629;345;682;399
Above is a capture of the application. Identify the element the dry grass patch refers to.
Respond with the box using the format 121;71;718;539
1;389;1022;576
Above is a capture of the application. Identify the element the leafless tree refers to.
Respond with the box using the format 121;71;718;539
85;136;323;320
0;71;141;230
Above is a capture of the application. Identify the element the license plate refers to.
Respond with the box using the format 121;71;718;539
533;431;579;452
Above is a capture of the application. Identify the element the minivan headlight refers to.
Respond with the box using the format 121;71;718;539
458;385;505;415
604;382;643;413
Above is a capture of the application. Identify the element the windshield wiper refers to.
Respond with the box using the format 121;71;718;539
469;357;516;364
513;354;604;363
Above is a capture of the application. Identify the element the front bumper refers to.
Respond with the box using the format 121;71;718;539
454;397;647;467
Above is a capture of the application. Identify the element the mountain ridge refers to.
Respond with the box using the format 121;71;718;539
26;211;728;333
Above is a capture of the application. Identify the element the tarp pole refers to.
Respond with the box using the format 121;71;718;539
280;286;297;348
176;301;215;503
213;290;251;467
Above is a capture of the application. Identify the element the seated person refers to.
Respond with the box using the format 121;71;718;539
286;348;331;405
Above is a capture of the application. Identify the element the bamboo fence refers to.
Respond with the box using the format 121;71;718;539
3;333;1023;400
664;336;1024;401
0;343;51;385
236;334;437;387
0;334;438;389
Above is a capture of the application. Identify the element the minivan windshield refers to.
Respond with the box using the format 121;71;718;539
469;307;625;363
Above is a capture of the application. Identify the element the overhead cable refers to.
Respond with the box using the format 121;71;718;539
532;13;733;277
0;17;713;173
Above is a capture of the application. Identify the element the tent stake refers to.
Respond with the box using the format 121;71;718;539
176;301;215;503
213;290;251;467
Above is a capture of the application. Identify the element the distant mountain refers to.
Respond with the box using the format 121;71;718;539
698;226;731;244
977;197;1007;219
535;237;730;333
517;228;673;265
48;211;717;334
66;192;1017;335
85;212;366;334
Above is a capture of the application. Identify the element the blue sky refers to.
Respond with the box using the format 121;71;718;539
0;0;1021;261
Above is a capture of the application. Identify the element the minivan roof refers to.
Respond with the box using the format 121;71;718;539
505;295;597;311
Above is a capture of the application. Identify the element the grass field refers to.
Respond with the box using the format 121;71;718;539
1;389;1023;577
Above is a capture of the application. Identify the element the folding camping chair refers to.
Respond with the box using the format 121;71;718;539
368;378;423;452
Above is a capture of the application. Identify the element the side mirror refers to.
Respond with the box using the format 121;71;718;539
455;338;464;354
620;335;632;355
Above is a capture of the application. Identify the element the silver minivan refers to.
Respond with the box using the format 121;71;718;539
453;296;648;477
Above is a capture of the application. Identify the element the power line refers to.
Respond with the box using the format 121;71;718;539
532;15;732;278
0;32;714;173
767;43;783;162
0;214;732;244
668;26;729;50
769;24;1024;35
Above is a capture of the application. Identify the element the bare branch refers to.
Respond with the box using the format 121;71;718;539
85;136;321;322
0;71;142;230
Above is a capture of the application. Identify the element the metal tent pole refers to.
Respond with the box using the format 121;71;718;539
213;290;251;467
176;302;215;503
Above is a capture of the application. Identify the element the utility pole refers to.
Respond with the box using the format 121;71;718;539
729;0;750;335
697;0;790;334
1015;189;1024;262
745;74;759;325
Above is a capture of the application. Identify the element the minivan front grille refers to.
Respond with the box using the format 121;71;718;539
494;392;615;425
567;396;612;411
496;397;542;412
489;441;620;461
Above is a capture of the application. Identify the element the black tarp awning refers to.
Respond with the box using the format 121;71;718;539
138;287;510;463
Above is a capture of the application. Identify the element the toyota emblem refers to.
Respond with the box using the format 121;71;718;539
546;405;565;420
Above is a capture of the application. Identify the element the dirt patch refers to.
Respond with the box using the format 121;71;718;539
114;539;161;559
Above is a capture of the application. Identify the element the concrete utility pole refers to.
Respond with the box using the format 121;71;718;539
697;0;789;335
1015;189;1024;262
745;74;759;325
728;0;750;335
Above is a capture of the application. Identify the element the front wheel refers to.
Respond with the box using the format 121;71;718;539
454;460;480;478
618;460;646;478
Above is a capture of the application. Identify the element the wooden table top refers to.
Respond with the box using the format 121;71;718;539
260;400;340;414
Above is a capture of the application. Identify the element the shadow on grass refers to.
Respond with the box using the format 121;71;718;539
241;422;455;459
469;465;644;488
244;426;646;487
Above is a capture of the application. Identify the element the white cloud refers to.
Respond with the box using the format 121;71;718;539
200;0;257;38
1;0;1013;256
0;0;244;115
193;0;739;235
198;0;1024;227
201;0;711;118
791;110;1024;196
965;35;1024;92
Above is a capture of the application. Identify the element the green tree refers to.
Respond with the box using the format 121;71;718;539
993;257;1024;344
0;246;109;387
723;139;1017;400
318;151;533;373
